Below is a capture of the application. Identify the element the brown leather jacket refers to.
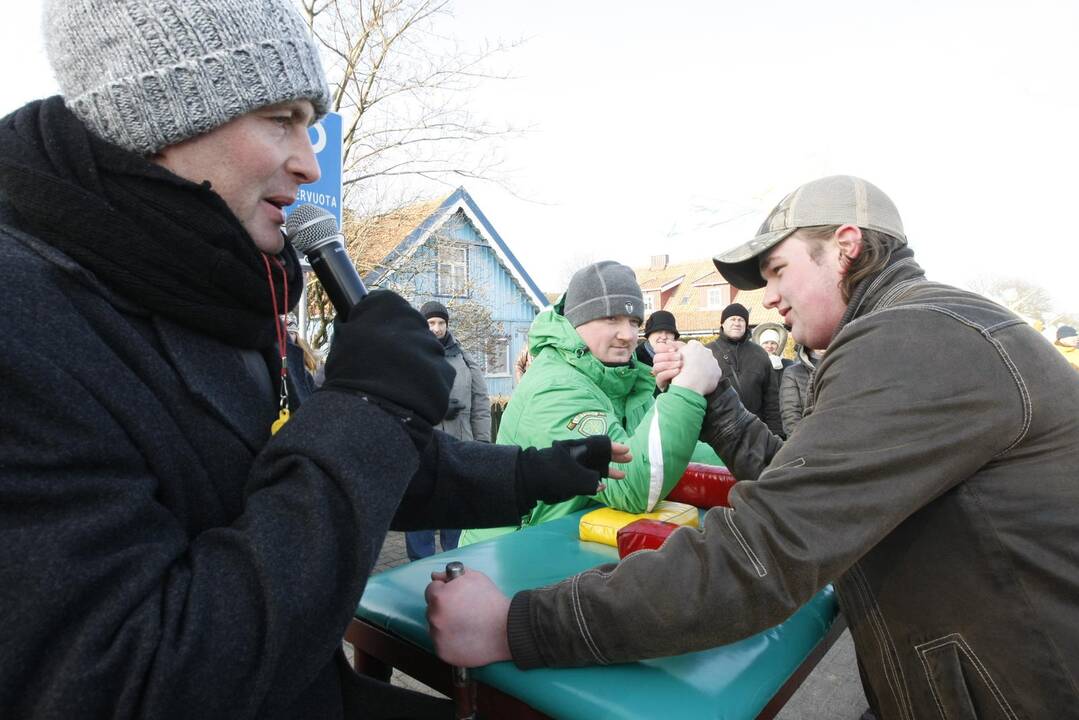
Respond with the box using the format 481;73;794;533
508;253;1079;718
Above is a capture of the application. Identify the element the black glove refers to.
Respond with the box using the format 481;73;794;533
443;397;465;421
514;436;614;515
322;290;455;448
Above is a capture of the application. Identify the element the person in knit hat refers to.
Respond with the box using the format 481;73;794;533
406;300;492;561
704;302;784;435
0;2;624;717
635;309;680;366
1055;325;1079;371
460;260;723;546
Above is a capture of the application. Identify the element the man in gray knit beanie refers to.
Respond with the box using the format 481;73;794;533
42;0;334;255
0;0;596;718
45;0;330;156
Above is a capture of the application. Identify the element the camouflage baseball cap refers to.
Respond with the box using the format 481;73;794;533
713;175;906;290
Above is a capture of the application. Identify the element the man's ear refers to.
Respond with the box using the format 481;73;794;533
834;225;863;273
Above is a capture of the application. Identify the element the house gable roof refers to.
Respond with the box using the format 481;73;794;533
344;187;547;311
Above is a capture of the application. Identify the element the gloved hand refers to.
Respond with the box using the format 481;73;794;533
322;290;455;449
443;397;465;421
514;436;613;515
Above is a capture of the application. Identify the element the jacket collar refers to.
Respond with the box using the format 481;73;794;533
833;247;925;341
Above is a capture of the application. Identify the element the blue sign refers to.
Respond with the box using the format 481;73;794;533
286;110;343;228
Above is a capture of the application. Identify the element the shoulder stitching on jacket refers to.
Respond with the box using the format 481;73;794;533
842;303;1031;456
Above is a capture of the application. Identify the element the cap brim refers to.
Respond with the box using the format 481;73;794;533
713;228;797;290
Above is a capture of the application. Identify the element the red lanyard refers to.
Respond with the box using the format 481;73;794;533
261;253;292;434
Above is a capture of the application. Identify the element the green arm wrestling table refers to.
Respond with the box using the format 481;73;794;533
347;510;844;720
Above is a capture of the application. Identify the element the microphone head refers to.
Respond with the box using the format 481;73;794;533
286;204;342;255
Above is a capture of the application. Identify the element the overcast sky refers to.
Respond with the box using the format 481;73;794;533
4;1;1076;317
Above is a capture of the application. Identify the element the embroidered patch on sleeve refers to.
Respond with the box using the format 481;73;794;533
567;411;608;436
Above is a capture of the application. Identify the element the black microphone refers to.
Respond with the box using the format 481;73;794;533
285;204;368;321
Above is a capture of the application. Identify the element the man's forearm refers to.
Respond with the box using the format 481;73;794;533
698;382;783;480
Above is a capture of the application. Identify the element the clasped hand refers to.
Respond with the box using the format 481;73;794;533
652;340;722;395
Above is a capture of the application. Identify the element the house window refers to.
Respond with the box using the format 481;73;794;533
485;336;510;376
644;293;655;312
706;286;724;308
437;243;468;296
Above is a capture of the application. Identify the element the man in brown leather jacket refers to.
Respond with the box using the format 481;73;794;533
426;175;1079;718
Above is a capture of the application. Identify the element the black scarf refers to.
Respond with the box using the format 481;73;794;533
0;97;302;350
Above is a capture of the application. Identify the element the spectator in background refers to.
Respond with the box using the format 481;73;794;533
515;345;532;382
287;314;324;388
755;323;792;426
406;301;493;561
780;344;825;436
705;303;783;435
635;309;680;366
1055;325;1079;371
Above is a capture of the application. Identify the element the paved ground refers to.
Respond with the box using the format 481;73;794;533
352;531;868;718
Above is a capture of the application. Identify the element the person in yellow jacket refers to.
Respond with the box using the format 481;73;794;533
1055;325;1079;370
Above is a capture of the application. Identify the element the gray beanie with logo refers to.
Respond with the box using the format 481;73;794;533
44;0;331;156
563;261;644;327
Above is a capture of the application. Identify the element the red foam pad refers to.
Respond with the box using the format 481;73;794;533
666;463;737;508
617;519;680;558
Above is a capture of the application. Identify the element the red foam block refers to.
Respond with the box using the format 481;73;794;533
665;462;737;508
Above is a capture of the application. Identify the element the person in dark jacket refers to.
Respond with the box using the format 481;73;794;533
426;175;1079;719
406;300;492;560
0;2;623;718
779;344;824;436
705;303;784;435
634;309;680;367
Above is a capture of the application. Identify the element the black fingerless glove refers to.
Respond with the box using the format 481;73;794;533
514;436;613;515
322;290;455;449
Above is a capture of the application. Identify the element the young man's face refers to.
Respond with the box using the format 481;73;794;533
427;318;448;338
152;100;320;254
759;231;850;350
576;315;641;364
722;315;747;340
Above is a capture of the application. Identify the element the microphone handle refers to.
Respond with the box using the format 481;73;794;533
306;241;368;321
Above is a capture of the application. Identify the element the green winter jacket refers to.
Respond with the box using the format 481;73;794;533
460;300;711;546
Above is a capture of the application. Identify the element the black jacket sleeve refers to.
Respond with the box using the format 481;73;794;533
392;431;520;530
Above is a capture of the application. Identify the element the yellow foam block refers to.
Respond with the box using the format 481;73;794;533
579;501;699;547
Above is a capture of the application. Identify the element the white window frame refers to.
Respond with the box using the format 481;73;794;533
484;335;511;377
706;286;724;309
437;243;469;297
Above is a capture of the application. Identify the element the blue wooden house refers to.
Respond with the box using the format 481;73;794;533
347;187;547;397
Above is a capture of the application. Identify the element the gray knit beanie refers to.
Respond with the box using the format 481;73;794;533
44;0;331;156
563;261;644;328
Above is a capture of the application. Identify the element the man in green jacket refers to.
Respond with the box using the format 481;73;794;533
460;261;720;546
